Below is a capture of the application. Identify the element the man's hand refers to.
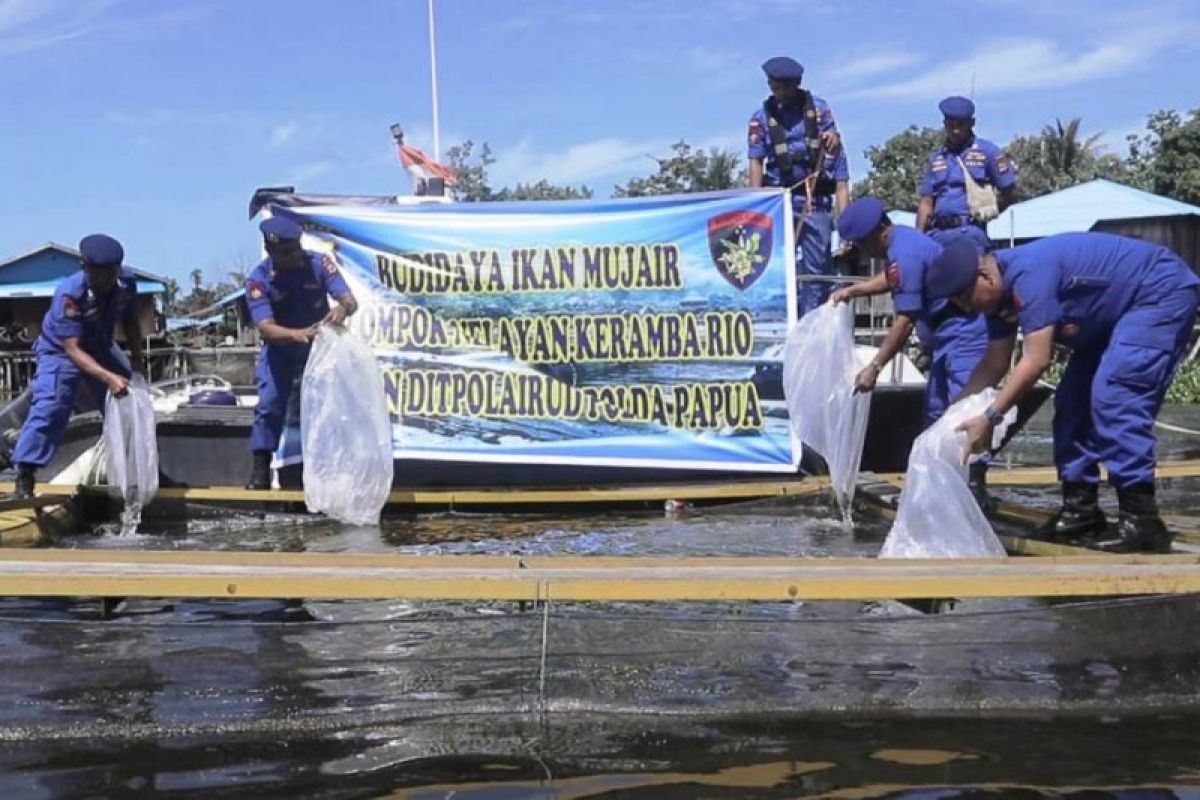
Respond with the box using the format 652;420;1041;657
853;364;879;394
105;373;130;398
830;285;857;306
324;304;348;327
820;130;841;153
956;415;994;464
292;325;319;344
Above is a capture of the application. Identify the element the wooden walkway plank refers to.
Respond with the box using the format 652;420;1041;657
0;550;1198;601
0;459;1198;508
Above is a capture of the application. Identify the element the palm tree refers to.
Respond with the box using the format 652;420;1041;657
1040;118;1104;189
699;148;745;191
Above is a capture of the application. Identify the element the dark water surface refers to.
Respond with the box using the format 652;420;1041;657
2;407;1200;797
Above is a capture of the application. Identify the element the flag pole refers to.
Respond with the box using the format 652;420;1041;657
428;0;441;161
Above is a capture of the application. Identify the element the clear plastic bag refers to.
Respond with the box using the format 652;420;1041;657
104;374;159;534
302;325;394;526
783;301;871;519
880;388;1014;558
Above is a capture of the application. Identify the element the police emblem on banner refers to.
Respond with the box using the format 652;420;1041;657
707;211;773;290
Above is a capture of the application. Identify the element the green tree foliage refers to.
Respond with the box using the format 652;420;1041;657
851;126;943;211
444;139;592;202
1006;118;1128;198
613;141;746;197
493;180;593;201
1127;108;1200;205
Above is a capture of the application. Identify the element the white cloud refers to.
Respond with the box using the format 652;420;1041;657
269;122;300;148
285;160;338;184
0;0;201;56
851;28;1196;101
488;136;674;189
828;51;923;84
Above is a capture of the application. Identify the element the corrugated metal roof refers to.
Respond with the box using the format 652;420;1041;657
988;179;1200;242
166;314;224;331
0;242;173;286
0;278;166;299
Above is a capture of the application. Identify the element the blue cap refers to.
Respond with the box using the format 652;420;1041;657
924;238;980;298
259;216;303;243
78;234;124;268
837;198;886;243
762;56;803;83
938;95;975;120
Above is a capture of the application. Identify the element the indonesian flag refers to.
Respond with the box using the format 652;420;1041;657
398;144;456;193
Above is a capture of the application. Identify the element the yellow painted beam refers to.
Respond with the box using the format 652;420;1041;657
0;549;1198;601
3;459;1200;508
0;477;830;506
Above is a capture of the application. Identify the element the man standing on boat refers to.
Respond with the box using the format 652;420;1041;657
829;197;995;514
916;96;1017;253
925;234;1200;553
748;56;849;317
11;235;142;499
244;217;358;490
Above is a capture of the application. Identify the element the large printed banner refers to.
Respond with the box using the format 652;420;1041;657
270;189;799;472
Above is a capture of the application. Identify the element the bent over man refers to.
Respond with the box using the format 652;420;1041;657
925;233;1200;553
831;197;994;512
12;234;141;498
245;217;357;490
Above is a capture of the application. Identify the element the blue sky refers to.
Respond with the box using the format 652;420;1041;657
2;0;1199;286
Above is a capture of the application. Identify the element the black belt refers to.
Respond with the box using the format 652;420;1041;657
928;302;970;330
930;215;981;230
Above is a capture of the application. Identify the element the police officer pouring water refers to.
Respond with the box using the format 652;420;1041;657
925;233;1200;553
916;97;1017;253
244;217;358;490
11;235;142;498
748;56;849;316
830;197;995;513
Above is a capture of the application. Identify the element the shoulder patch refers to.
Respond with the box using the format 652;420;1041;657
247;280;266;301
997;153;1012;173
63;296;80;319
885;261;901;289
322;254;339;275
748;117;763;146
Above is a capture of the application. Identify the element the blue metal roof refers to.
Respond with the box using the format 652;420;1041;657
0;278;166;299
988;179;1200;242
166;314;224;331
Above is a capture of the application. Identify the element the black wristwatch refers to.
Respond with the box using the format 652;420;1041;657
983;406;1004;426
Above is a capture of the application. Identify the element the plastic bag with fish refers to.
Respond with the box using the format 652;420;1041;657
782;300;870;519
301;324;394;526
881;388;1014;558
104;374;159;531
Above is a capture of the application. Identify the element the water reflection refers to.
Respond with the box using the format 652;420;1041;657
2;415;1200;796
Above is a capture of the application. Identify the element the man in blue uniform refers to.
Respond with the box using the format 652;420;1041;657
916;96;1017;254
245;217;358;490
748;56;850;316
11;234;142;498
925;233;1200;553
830;197;994;512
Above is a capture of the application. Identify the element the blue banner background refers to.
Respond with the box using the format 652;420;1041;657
268;189;799;473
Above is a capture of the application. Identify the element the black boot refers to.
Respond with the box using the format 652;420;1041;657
968;461;996;517
245;451;272;491
13;464;35;499
1097;483;1172;554
1033;481;1107;542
